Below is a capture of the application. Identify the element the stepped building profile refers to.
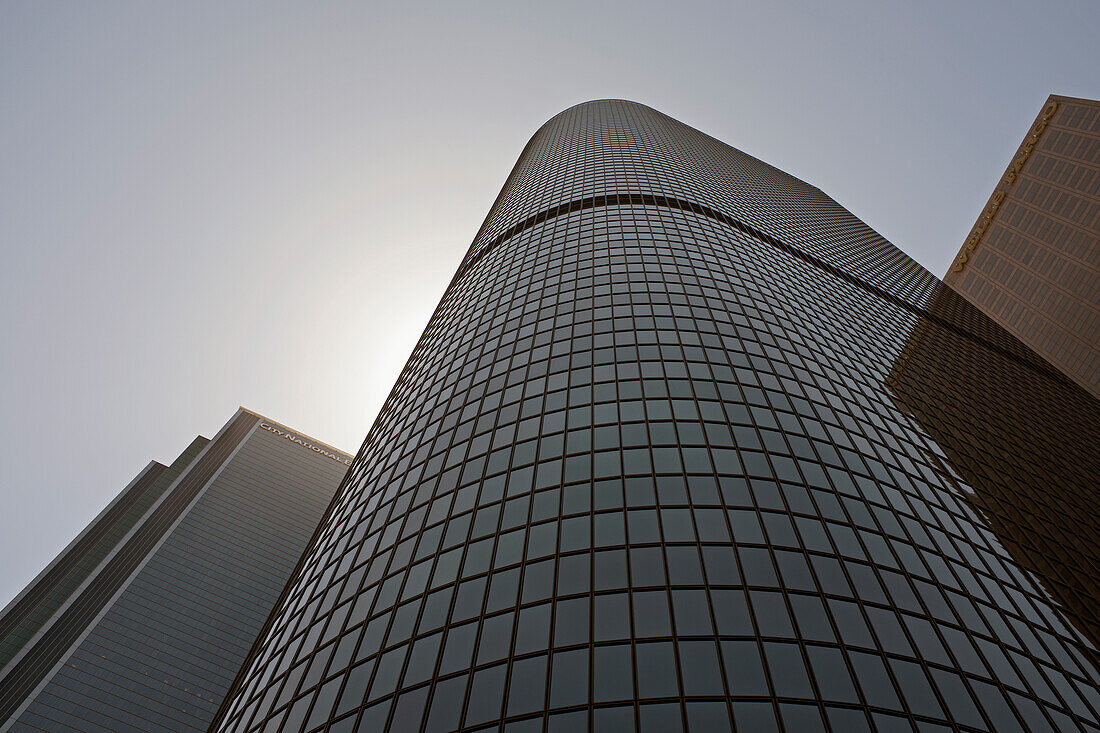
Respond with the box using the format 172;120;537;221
202;101;1100;732
0;409;351;733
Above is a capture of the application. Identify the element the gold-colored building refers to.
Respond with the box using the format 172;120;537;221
944;94;1100;398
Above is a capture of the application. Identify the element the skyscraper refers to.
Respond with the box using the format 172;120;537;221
211;101;1100;733
0;409;352;733
943;94;1100;398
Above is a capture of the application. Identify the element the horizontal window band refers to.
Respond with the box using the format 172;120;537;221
456;193;1069;388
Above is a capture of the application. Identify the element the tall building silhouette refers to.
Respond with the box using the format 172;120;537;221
211;101;1100;733
0;409;351;733
944;94;1100;398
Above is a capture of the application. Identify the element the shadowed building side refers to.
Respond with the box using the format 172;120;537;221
887;285;1100;666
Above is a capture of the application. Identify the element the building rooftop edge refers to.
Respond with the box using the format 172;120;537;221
236;407;353;459
944;92;1099;278
534;99;833;201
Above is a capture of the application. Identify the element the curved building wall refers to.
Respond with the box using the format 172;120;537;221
211;101;1100;733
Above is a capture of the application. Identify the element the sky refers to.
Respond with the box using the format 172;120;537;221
2;0;1098;608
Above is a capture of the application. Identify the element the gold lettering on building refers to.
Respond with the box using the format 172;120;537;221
953;100;1058;273
1004;100;1058;185
952;191;1006;272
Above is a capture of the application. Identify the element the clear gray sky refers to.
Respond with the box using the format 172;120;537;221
2;1;1098;607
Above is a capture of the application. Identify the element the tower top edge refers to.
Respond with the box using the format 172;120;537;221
547;99;654;118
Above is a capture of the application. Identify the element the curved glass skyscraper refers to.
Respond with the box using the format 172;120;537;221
211;101;1100;732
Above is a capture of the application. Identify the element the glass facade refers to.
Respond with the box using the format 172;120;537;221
1;410;351;733
211;100;1100;733
0;436;208;675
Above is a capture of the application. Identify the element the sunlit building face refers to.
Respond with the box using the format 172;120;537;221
944;95;1100;400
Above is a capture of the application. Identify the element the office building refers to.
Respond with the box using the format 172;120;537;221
0;409;352;732
211;101;1100;732
944;94;1100;398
